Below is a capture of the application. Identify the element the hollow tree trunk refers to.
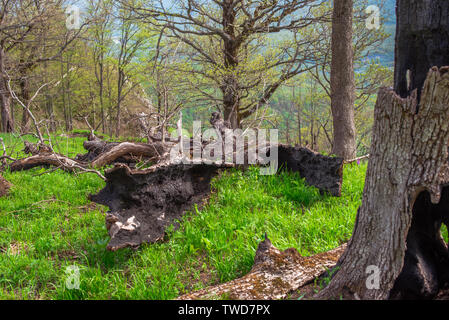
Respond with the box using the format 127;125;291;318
316;67;449;300
330;0;356;160
394;0;449;101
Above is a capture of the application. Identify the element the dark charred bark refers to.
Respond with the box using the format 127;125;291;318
394;0;449;101
390;187;449;299
277;145;343;197
89;163;232;251
316;67;449;300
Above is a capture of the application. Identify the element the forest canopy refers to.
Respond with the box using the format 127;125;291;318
0;0;394;156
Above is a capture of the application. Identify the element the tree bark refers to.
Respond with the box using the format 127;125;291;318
316;66;449;300
178;238;346;300
330;0;356;160
221;1;240;129
0;48;14;133
394;0;449;101
19;69;31;133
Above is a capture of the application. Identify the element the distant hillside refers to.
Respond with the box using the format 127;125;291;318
371;0;396;67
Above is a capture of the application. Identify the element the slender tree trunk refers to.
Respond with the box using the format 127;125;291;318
99;59;105;133
19;77;30;133
330;0;356;160
0;48;14;133
293;87;302;146
221;1;240;129
61;59;69;132
116;68;124;138
66;56;73;132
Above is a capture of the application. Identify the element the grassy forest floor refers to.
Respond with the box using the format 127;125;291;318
0;133;397;299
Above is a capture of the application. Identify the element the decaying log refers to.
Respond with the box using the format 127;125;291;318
89;141;168;168
9;153;84;172
89;162;234;251
276;145;343;197
10;139;168;173
178;237;346;300
86;140;343;250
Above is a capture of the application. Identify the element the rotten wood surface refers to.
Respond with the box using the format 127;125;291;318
89;162;234;251
89;144;343;251
277;145;343;197
178;237;346;300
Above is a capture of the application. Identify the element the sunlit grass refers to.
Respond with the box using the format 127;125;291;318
0;134;368;299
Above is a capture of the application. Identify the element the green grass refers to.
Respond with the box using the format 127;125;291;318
0;133;368;299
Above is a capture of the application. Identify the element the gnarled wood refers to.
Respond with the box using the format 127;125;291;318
9;153;84;172
178;237;346;300
89;163;234;251
89;141;167;168
317;66;449;300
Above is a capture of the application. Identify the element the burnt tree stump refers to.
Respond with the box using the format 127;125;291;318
395;0;449;101
316;67;449;300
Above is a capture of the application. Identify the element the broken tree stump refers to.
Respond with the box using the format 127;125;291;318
316;67;449;300
178;237;346;300
0;175;11;197
89;163;234;251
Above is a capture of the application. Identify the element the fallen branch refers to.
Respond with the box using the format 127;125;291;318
9;153;106;181
343;154;370;164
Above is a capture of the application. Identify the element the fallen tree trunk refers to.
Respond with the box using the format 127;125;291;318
89;163;234;251
277;145;343;197
9;140;168;173
9;153;84;172
90;141;167;168
88;143;343;251
178;237;346;300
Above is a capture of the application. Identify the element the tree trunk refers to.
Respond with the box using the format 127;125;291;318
19;74;30;133
116;68;124;138
316;66;449;300
0;48;14;133
221;1;240;129
178;239;346;300
330;0;356;160
394;0;449;101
